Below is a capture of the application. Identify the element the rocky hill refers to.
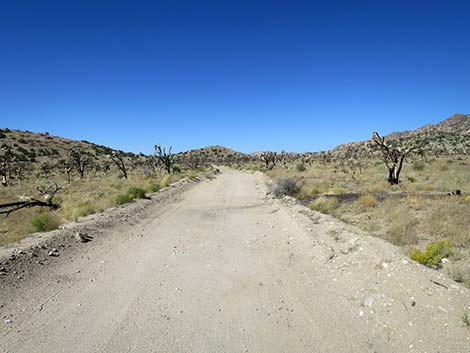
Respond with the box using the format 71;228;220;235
0;128;140;162
174;145;249;168
332;113;470;157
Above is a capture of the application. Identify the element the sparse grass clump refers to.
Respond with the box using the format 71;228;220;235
146;183;161;193
448;266;466;284
412;160;426;171
357;194;378;208
410;240;454;268
295;163;306;172
72;201;96;221
386;214;419;246
161;175;171;187
462;311;470;328
31;213;59;232
309;197;339;214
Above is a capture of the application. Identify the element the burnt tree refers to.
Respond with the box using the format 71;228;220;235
69;147;90;179
109;151;128;179
0;145;16;186
0;183;63;215
371;132;419;185
155;144;174;174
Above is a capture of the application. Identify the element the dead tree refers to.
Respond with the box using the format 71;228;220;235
260;151;277;169
340;148;369;180
0;145;16;186
68;147;90;179
109;151;128;179
0;183;63;215
371;132;419;185
184;156;201;170
154;144;174;174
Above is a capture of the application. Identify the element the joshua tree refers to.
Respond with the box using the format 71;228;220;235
155;144;174;174
0;145;16;186
371;132;419;185
68;146;90;179
184;156;201;170
260;151;277;169
340;147;369;180
109;151;128;179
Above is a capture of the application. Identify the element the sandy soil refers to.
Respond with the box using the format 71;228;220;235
1;170;469;353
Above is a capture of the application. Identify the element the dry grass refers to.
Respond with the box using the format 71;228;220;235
0;170;192;246
309;197;339;214
264;155;470;270
357;194;378;208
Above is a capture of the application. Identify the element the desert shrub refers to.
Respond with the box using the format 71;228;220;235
412;161;426;171
309;197;339;214
115;186;147;206
357;194;378;208
161;175;171;187
311;188;321;194
172;165;181;173
386;214;419;246
115;193;133;205
273;178;303;198
407;176;417;183
128;187;146;199
31;213;59;232
73;201;96;220
146;183;161;193
295;163;306;172
410;240;454;268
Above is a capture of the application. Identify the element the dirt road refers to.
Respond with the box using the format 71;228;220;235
1;170;469;352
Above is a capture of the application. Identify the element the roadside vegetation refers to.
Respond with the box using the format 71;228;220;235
261;154;470;286
0;129;222;246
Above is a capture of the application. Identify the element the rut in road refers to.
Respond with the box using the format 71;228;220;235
1;170;470;353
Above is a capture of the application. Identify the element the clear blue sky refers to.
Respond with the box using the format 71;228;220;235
1;1;469;154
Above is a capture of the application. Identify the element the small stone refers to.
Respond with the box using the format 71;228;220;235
362;296;374;308
4;319;12;324
48;250;59;257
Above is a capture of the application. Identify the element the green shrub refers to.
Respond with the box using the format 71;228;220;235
172;166;181;173
309;197;339;214
296;163;306;172
311;188;321;195
115;193;133;205
127;187;146;199
407;176;417;183
410;240;454;268
146;183;161;193
31;213;59;232
116;187;147;206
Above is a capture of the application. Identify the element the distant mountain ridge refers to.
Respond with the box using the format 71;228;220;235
1;113;469;171
332;113;470;156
